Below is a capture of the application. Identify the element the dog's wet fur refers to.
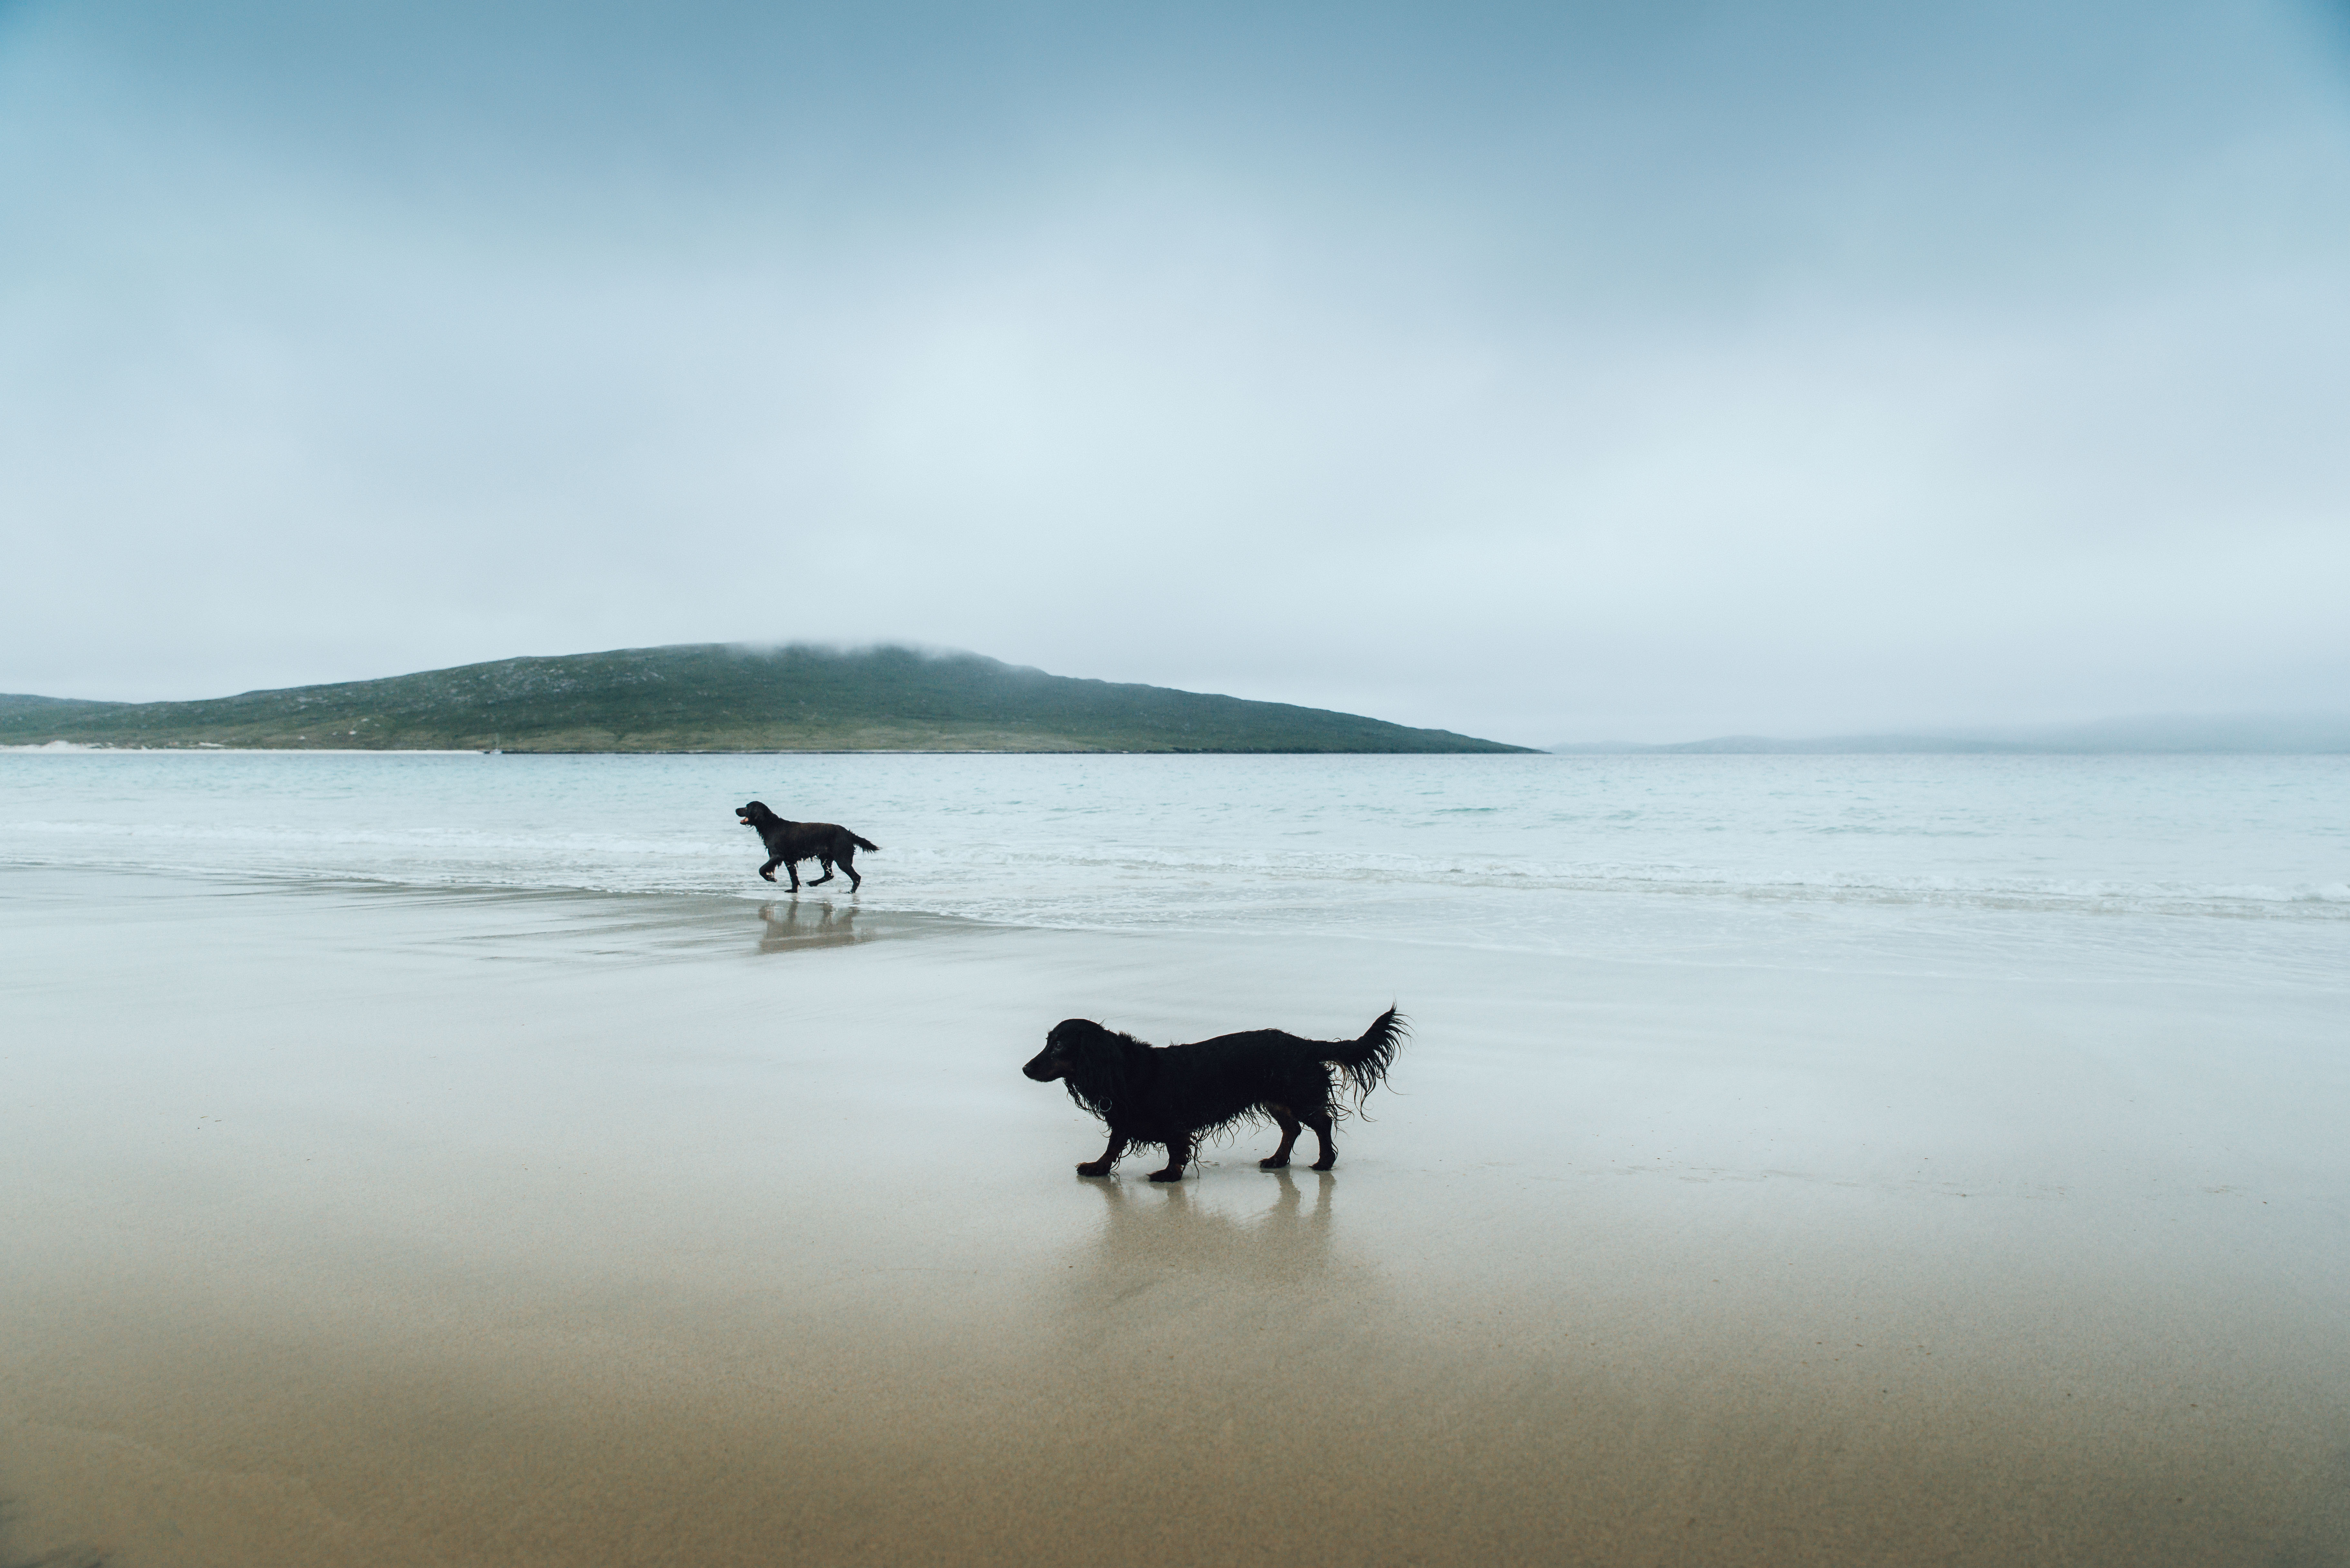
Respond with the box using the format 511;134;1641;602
1023;1008;1406;1181
736;801;880;892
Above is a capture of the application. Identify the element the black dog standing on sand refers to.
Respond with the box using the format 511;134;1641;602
1023;1008;1406;1181
736;801;880;893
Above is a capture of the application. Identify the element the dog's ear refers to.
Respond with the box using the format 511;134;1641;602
1046;1020;1130;1110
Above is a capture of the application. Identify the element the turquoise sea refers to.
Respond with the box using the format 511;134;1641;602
4;748;2343;989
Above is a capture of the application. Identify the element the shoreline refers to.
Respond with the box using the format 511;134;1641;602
0;744;1542;756
15;741;2350;756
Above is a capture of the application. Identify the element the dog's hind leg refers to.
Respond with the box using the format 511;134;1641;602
1150;1133;1193;1183
842;848;861;892
1260;1105;1301;1170
1304;1112;1338;1171
1076;1132;1128;1178
807;856;836;887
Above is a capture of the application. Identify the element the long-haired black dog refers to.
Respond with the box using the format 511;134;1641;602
1023;1008;1406;1181
736;801;880;892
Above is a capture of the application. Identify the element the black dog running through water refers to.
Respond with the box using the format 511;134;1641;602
1023;1008;1406;1181
736;801;880;892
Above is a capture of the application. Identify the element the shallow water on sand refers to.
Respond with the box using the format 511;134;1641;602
2;869;2346;1566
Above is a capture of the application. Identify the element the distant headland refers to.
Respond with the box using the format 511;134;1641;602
0;643;1535;754
1548;715;2350;755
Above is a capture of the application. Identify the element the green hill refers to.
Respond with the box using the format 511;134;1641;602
0;644;1531;754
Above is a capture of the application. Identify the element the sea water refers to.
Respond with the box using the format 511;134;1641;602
3;749;2343;991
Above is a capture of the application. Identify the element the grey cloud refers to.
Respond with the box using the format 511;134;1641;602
3;1;2346;742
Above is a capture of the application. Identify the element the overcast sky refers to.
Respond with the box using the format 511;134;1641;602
3;0;2346;743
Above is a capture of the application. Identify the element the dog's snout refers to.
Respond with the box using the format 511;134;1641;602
1022;1050;1062;1081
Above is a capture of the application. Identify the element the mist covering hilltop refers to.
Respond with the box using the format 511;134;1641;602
0;644;1531;754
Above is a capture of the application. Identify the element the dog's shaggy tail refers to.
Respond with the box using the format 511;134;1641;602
1322;1007;1407;1105
851;834;880;853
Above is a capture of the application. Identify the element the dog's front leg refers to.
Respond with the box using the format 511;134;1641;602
1076;1132;1128;1178
759;857;781;884
1149;1134;1193;1182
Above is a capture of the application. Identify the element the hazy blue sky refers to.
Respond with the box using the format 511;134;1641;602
4;0;2346;743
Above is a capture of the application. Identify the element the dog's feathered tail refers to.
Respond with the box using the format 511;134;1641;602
851;834;880;853
1321;1007;1406;1106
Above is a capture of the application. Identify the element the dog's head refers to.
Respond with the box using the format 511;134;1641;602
1023;1018;1138;1118
737;801;775;828
1022;1018;1107;1083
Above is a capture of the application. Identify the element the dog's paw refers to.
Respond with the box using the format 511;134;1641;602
1258;1156;1290;1170
1148;1168;1184;1182
759;869;777;883
1075;1162;1112;1178
1310;1159;1336;1172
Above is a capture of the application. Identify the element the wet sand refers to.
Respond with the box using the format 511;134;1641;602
2;866;2345;1566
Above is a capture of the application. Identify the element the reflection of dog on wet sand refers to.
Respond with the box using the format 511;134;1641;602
1022;1009;1406;1182
1080;1168;1336;1286
755;900;867;952
736;801;879;892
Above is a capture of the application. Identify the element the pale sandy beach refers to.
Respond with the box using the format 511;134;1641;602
4;862;2345;1566
12;0;2350;1558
